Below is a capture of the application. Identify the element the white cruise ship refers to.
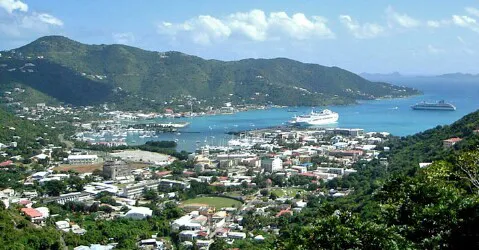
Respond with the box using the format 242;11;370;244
289;109;339;126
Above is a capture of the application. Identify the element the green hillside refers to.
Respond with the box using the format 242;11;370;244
0;36;419;108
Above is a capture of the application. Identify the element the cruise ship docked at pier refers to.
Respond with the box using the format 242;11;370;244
289;109;339;126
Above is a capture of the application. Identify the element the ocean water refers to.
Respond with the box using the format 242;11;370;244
130;79;479;152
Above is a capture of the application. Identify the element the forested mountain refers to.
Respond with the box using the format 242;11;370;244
0;36;419;108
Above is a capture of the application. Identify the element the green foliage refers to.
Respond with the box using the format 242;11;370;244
0;209;62;249
43;180;66;196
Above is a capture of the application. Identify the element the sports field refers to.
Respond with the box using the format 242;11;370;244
181;196;242;209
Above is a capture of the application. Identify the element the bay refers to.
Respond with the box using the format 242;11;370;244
129;79;479;152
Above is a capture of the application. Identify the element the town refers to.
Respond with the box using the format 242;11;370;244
2;86;470;249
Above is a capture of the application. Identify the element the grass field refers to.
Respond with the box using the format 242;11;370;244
271;188;306;198
181;197;242;209
53;163;103;173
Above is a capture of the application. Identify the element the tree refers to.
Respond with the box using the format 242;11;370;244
456;150;479;192
43;180;66;196
269;192;278;200
143;188;159;201
260;189;269;197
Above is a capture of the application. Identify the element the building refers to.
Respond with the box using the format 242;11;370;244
124;207;153;220
21;208;44;224
443;137;462;148
121;180;160;198
227;231;247;239
43;192;92;205
103;161;132;180
158;179;190;191
261;158;283;173
67;154;98;165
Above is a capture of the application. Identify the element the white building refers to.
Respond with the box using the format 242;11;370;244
124;207;153;220
261;158;283;173
67;155;98;165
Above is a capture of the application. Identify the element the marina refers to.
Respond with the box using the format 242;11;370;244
72;80;479;152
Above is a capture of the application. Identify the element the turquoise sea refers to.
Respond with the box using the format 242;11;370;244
130;79;479;152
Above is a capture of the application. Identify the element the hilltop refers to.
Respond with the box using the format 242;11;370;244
0;36;419;109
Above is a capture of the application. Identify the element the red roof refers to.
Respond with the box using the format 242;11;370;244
21;208;42;218
444;137;462;142
0;160;13;167
300;172;316;177
156;171;172;177
276;209;293;217
198;231;208;237
218;176;229;181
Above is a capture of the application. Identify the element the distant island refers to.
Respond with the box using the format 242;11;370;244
361;71;479;83
0;36;419;110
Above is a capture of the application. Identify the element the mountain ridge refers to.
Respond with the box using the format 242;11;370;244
0;36;419;109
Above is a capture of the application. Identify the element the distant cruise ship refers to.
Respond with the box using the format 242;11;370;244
411;100;456;111
289;109;339;126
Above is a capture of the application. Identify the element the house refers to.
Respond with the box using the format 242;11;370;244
227;231;246;239
124;207;153;220
443;137;462;148
138;238;164;250
179;230;199;242
55;220;70;231
21;208;44;224
31;171;49;181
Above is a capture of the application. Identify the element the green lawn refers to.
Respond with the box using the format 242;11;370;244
181;196;242;209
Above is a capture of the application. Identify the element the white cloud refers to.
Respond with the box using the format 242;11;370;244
386;6;420;28
35;13;63;26
228;9;268;41
0;0;27;13
158;15;231;45
157;9;334;45
465;7;479;17
339;15;384;39
112;32;135;45
0;10;63;39
427;44;444;55
452;15;479;32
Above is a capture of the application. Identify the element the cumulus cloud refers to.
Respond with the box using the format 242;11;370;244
386;6;420;28
452;15;479;33
35;13;63;26
0;0;63;39
157;9;334;45
0;0;27;13
339;15;384;39
112;32;136;45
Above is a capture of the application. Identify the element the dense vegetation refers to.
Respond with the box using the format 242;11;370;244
0;205;63;249
0;36;419;109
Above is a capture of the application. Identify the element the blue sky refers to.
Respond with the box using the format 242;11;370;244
1;0;479;74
